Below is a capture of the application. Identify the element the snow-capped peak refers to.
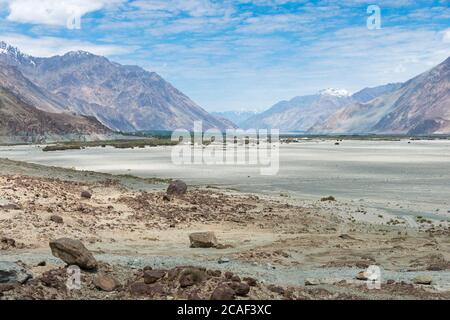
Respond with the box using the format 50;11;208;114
319;88;351;97
0;41;36;66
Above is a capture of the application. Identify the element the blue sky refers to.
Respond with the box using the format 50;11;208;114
0;0;450;112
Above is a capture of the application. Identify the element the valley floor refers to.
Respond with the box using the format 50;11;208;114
1;158;450;300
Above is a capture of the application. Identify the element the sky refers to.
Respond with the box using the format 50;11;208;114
0;0;449;112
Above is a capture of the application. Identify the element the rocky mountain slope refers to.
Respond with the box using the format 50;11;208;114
0;86;110;141
0;42;233;132
310;57;450;135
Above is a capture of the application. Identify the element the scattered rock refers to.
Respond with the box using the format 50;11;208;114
144;269;166;284
93;274;120;292
267;284;285;295
229;282;250;296
49;238;98;270
1;237;16;248
321;196;336;202
167;180;187;196
50;215;64;224
0;261;32;284
179;268;206;288
37;261;46;267
243;277;257;287
356;271;369;281
218;257;230;264
210;284;235;300
339;234;356;240
413;275;433;285
81;191;92;199
162;194;171;202
189;232;218;248
0;200;21;210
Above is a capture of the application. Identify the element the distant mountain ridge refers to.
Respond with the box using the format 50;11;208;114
240;89;356;131
0;41;234;132
310;57;450;135
211;110;259;127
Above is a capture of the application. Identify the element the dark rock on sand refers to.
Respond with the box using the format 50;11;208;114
144;269;166;284
81;191;92;199
49;238;98;270
210;284;235;300
229;281;250;296
50;215;64;224
0;261;32;284
167;180;187;196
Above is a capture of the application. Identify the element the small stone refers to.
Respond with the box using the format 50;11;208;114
218;257;230;264
356;271;369;281
210;284;235;300
267;284;285;295
144;270;166;284
93;274;120;292
36;261;46;267
81;191;92;199
50;215;64;224
189;232;218;248
243;277;257;287
229;282;250;296
305;278;320;286
167;180;187;196
413;275;432;285
0;200;21;210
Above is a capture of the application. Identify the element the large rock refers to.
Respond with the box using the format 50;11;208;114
167;180;187;196
49;238;98;270
0;262;32;284
189;232;218;248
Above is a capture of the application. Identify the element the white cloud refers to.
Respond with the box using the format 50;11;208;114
0;34;136;57
443;28;450;43
5;0;123;26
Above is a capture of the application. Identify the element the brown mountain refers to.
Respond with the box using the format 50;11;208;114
0;42;234;132
0;86;110;142
310;57;450;135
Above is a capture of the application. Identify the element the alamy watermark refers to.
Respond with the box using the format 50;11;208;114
170;121;280;176
367;5;382;30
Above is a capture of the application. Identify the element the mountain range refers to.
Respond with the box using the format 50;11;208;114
218;56;449;135
0;41;233;137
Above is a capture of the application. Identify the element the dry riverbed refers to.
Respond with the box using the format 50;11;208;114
1;158;450;300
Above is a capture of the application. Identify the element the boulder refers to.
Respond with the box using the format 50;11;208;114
144;269;166;284
167;180;187;196
49;238;97;270
210;284;235;300
0;262;32;284
93;274;120;292
189;232;218;248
